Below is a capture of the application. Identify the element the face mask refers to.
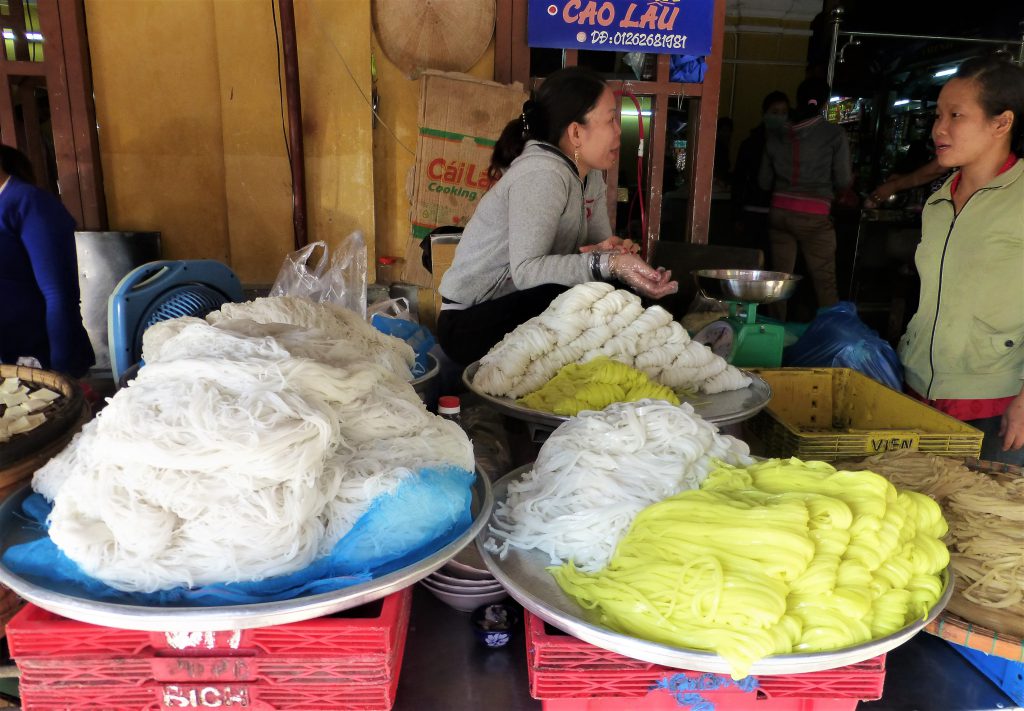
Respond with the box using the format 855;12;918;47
764;113;787;130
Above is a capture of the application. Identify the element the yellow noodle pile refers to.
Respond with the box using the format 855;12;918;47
552;458;949;678
841;451;1024;611
517;357;679;416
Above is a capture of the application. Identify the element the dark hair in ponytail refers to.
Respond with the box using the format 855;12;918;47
488;66;607;183
794;77;830;121
955;54;1024;156
0;144;36;185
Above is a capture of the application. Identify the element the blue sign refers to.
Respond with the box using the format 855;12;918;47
528;0;713;57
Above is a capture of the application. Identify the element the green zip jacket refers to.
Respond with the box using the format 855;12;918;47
898;160;1024;401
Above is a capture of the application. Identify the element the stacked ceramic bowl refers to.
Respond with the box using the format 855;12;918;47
420;543;507;612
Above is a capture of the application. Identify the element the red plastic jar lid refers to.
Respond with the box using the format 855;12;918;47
378;256;397;265
438;395;461;412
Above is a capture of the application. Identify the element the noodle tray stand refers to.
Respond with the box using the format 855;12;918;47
0;472;492;632
481;465;954;677
463;361;773;437
0;473;490;708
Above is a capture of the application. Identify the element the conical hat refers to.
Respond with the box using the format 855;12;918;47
373;0;495;78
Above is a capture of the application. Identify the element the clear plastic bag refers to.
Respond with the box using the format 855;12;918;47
623;52;646;79
270;232;368;318
367;297;414;322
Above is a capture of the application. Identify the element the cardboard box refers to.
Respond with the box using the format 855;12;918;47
402;72;526;287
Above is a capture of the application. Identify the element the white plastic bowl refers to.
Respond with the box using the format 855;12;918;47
429;570;499;588
419;581;509;613
421;576;504;596
443;559;493;581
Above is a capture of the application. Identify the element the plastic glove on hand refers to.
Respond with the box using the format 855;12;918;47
610;254;678;299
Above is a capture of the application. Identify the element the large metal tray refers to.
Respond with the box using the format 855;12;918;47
0;473;493;631
479;465;954;675
463;361;772;429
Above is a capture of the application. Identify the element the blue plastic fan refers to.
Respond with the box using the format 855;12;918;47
108;260;245;382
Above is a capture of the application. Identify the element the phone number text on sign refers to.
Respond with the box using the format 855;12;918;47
586;29;688;49
530;0;713;56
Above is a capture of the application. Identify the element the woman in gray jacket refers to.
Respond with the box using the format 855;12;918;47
759;77;852;319
437;67;677;366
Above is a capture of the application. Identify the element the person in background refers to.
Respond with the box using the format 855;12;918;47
732;91;790;254
437;67;678;367
898;55;1024;465
0;144;94;377
758;77;852;319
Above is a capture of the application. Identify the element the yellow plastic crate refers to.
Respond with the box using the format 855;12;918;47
748;367;983;461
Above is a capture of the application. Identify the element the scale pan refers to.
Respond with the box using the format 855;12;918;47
693;269;802;304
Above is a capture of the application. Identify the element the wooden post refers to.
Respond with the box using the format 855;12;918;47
278;0;308;250
687;0;727;244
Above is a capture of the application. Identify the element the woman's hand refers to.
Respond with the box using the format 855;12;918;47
1000;389;1024;451
609;254;678;299
864;178;900;208
581;236;640;255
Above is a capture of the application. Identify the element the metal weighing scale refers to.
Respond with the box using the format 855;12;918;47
692;269;801;368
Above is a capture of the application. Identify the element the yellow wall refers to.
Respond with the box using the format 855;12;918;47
85;0;496;285
85;0;387;285
718;17;811;165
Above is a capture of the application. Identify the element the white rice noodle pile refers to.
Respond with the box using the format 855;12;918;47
485;400;751;572
473;282;750;398
34;312;470;593
206;295;415;377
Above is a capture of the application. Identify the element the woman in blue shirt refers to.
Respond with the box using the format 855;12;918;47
0;145;93;376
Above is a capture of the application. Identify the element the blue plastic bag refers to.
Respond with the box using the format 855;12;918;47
371;314;435;377
783;302;903;390
1;466;474;606
670;55;706;83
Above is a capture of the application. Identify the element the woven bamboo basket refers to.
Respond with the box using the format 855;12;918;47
0;366;89;642
0;365;87;500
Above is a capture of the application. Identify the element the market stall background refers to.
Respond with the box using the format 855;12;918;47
0;0;1021;708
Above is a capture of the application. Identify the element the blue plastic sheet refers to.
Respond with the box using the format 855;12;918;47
670;55;707;83
371;314;436;377
783;302;904;391
1;466;474;606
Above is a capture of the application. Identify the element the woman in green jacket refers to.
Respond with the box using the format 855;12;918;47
898;55;1024;465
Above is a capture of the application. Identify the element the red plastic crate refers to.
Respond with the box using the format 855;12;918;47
19;680;404;711
541;696;860;710
8;588;410;659
11;588;412;711
525;610;885;706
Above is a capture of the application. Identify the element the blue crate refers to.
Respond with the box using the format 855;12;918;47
951;643;1024;706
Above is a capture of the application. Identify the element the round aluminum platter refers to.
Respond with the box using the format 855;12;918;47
0;473;493;631
463;361;772;429
479;465;954;676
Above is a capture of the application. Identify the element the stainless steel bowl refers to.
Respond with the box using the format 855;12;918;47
693;269;802;304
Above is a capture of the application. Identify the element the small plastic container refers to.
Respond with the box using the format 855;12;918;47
470;602;519;649
376;256;398;286
438;395;461;426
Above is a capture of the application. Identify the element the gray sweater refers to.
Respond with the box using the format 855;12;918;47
438;141;613;305
758;115;852;201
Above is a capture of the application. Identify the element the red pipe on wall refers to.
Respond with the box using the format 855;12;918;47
278;0;308;249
